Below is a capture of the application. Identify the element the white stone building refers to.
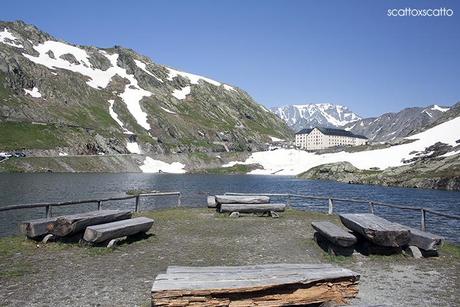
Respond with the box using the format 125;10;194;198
295;127;367;150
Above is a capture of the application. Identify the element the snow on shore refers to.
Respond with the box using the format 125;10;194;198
140;157;185;173
224;116;460;175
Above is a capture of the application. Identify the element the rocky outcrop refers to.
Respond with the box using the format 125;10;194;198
298;154;460;191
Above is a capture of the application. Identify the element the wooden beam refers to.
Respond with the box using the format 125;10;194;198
311;221;357;247
219;203;286;213
405;227;444;251
48;210;132;237
207;196;217;208
215;195;270;204
339;213;410;247
20;217;59;239
83;217;154;243
151;264;360;306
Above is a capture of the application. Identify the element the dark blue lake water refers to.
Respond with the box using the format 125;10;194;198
0;173;458;243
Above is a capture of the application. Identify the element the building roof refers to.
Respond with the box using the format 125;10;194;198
295;127;368;139
295;128;313;135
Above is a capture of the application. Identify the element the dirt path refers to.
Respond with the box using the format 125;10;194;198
0;208;458;306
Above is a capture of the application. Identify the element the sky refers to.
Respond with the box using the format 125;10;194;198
1;0;459;117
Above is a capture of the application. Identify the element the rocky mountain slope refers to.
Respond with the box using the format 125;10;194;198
270;103;360;131
343;104;451;142
298;151;460;191
0;20;292;161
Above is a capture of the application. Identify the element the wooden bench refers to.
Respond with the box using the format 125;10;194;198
405;226;444;251
20;216;59;239
83;216;154;246
311;221;357;247
48;210;132;237
219;203;286;218
339;213;410;247
207;196;217;208
151;264;360;306
19;209;132;239
215;195;270;204
312;221;357;256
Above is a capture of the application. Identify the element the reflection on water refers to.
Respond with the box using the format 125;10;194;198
0;173;458;242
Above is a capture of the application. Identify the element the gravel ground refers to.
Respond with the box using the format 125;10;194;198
0;208;458;306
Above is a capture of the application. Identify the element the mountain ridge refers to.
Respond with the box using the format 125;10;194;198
0;20;292;161
271;103;361;131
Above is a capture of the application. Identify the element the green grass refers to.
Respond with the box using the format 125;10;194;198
0;122;67;151
440;242;460;259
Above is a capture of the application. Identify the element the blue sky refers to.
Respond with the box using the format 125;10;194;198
1;0;459;117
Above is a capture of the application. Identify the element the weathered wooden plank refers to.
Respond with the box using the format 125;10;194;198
339;213;410;247
219;203;286;213
166;263;336;274
405;227;444;251
314;233;355;257
20;217;59;239
311;221;357;247
215;195;270;204
207;196;217;208
152;264;360;306
48;210;132;237
83;217;154;243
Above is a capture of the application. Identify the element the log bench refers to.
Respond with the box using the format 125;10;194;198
48;210;132;237
83;216;154;246
207;196;217;208
219;203;286;218
405;226;444;252
215;195;270;205
311;221;357;256
339;213;410;247
20;216;59;239
151;263;360;306
19;209;132;239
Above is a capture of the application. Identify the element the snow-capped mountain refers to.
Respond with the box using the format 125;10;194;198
0;20;292;161
343;104;451;142
271;103;361;131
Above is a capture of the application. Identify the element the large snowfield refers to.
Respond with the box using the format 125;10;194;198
224;116;460;175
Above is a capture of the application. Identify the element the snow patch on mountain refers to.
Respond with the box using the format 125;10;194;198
224;115;460;175
172;86;191;100
160;106;176;114
24;87;42;98
108;99;132;133
431;104;449;112
0;28;23;48
133;59;163;83
23;41;153;130
140;157;186;173
126;141;141;154
166;67;235;91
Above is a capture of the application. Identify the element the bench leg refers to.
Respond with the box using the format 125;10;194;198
229;212;240;218
270;211;280;218
42;234;55;244
107;238;123;248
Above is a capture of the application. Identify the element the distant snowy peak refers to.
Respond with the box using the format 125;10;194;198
271;103;361;131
